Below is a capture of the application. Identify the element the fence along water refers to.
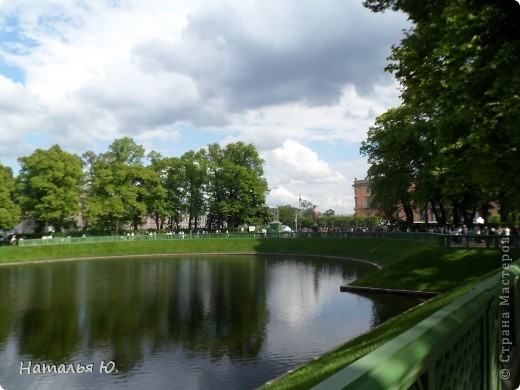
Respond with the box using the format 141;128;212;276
16;231;517;248
313;261;520;390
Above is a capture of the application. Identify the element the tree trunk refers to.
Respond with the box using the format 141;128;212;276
401;198;414;226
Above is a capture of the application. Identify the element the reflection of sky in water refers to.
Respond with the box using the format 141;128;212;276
0;256;421;390
266;260;376;362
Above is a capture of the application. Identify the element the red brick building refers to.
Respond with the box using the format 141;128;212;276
353;178;435;222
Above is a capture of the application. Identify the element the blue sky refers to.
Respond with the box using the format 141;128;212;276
0;0;408;214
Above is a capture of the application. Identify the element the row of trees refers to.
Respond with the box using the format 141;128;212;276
1;138;270;234
361;0;520;226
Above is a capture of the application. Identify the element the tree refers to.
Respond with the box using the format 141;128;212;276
362;0;520;224
85;138;150;234
180;149;208;231
145;151;165;230
206;142;269;230
299;199;315;218
0;162;21;231
277;205;298;228
361;106;431;225
162;157;186;231
323;209;335;217
17;145;84;232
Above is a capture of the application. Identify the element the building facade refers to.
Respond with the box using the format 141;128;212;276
353;178;373;217
353;178;436;223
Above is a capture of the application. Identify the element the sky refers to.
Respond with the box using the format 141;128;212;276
0;0;409;215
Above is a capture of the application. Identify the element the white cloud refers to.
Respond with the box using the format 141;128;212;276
0;0;408;212
263;140;354;213
0;76;45;161
266;140;344;183
268;186;299;206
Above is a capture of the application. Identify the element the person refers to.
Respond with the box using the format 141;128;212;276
10;234;16;245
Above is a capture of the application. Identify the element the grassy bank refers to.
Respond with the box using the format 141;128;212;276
0;238;262;263
1;238;503;293
1;237;515;388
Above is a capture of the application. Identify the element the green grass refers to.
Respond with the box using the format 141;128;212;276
0;238;260;263
1;237;516;388
1;237;427;266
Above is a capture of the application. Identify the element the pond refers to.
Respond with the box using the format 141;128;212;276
0;255;423;389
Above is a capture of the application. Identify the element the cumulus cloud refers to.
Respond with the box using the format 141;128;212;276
0;76;45;159
266;140;344;184
263;140;352;210
132;0;404;114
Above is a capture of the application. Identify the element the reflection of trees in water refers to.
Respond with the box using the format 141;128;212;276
0;256;407;374
0;269;16;351
4;265;82;363
0;257;270;371
161;257;270;363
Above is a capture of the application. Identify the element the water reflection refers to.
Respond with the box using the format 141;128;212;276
0;256;422;389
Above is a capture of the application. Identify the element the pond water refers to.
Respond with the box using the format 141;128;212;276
0;255;422;389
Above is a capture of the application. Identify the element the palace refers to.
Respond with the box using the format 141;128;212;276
352;178;435;223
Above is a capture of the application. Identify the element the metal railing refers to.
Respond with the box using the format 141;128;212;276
313;262;520;389
439;234;520;249
15;231;518;248
17;232;253;246
16;231;442;246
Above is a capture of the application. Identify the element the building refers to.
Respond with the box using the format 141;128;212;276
353;178;436;223
353;178;373;217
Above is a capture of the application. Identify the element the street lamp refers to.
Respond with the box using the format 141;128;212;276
295;195;301;234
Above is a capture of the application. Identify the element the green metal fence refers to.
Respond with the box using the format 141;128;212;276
17;231;442;246
439;234;520;249
17;232;254;246
15;231;518;248
313;262;520;390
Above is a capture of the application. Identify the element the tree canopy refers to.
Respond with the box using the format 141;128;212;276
4;138;272;235
81;138;271;234
17;145;85;231
205;142;270;230
361;0;520;225
84;137;153;234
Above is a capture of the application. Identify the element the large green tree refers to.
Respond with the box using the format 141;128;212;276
0;162;21;231
362;0;520;224
180;149;208;231
85;138;152;234
17;145;84;232
146;151;173;230
361;107;424;225
162;156;186;231
206;142;269;229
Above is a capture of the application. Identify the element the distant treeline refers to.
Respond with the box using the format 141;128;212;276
1;138;270;234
